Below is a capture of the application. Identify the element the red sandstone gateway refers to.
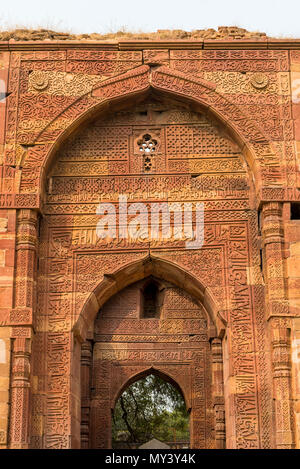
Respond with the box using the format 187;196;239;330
0;26;299;449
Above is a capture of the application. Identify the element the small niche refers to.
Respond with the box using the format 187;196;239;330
142;279;160;318
291;203;300;220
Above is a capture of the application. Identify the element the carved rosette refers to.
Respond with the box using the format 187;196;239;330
29;71;49;91
250;73;269;89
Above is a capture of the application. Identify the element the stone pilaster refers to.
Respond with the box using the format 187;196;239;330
261;202;287;317
14;209;38;312
211;338;226;449
270;321;295;448
80;340;92;449
9;209;38;448
9;335;32;449
261;202;295;448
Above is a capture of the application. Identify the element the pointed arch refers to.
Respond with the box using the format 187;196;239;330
111;366;191;412
73;254;223;342
19;64;281;201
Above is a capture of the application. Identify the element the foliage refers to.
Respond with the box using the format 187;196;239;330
112;374;189;447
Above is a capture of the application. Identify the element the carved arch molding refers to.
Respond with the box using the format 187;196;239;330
18;64;285;203
13;65;277;450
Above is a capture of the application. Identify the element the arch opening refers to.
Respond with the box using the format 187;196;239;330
31;68;256;449
81;274;220;449
75;255;223;342
112;370;190;449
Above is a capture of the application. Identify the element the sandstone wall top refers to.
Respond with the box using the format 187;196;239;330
1;26;300;50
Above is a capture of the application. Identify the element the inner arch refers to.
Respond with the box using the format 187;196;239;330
112;367;191;412
111;370;190;449
74;255;222;341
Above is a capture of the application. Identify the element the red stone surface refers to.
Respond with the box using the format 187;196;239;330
0;32;299;449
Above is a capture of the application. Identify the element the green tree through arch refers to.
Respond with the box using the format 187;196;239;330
112;374;190;448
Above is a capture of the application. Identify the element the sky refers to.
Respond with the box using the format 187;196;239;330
0;0;300;38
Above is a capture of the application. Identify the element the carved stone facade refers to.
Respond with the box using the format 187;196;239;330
0;30;299;449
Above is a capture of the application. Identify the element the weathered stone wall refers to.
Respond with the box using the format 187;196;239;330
0;31;299;449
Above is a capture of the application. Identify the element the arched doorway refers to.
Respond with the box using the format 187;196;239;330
111;370;190;449
80;277;221;449
29;83;270;449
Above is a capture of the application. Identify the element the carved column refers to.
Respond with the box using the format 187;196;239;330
261;202;287;317
14;209;38;311
270;322;294;448
261;203;294;448
9;336;32;448
211;338;226;449
80;340;93;448
89;343;111;449
9;209;38;449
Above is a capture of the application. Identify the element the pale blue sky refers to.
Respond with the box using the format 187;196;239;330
0;0;300;38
